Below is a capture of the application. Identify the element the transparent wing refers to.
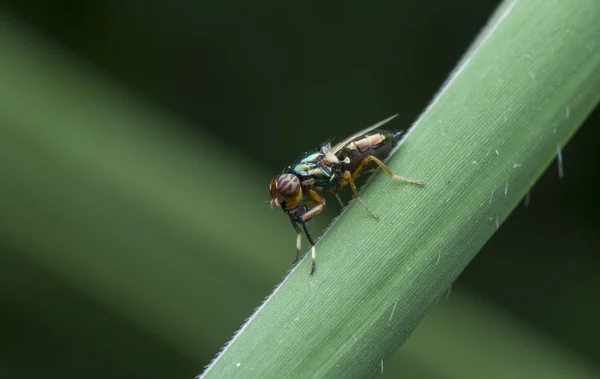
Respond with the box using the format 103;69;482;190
329;114;399;156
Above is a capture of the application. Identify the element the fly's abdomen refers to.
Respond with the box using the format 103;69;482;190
339;131;395;173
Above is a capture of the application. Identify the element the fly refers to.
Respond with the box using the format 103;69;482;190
269;114;423;274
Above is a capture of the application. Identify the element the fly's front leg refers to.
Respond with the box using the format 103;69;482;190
300;221;317;275
353;156;424;186
301;189;325;275
289;218;302;265
302;189;326;220
341;171;380;220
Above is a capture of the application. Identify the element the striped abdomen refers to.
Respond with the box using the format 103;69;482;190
338;130;401;173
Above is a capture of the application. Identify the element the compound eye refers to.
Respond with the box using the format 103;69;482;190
276;174;301;198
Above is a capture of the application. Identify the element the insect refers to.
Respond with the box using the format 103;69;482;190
269;114;423;275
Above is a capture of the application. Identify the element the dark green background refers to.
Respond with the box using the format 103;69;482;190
2;1;599;378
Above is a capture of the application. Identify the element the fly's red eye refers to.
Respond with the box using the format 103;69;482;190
276;174;300;198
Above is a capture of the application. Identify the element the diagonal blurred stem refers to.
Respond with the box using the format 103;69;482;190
0;13;297;356
200;0;600;377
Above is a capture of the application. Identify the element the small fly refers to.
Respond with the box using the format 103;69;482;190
269;114;423;274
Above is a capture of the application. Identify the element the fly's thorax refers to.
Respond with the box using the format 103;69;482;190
339;130;394;173
289;150;337;190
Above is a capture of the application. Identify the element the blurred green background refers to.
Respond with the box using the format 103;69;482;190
1;1;599;378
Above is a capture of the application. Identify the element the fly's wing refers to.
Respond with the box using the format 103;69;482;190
320;136;335;155
328;114;399;157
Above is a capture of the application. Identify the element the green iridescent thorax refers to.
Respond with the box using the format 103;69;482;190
287;150;338;190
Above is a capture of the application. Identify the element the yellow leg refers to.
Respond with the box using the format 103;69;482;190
342;171;380;220
302;189;327;221
340;156;423;220
353;156;424;186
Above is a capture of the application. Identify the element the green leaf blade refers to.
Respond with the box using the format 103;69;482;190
201;0;600;377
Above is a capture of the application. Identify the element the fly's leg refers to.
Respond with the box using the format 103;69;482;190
353;156;424;186
341;171;380;220
300;221;317;275
301;189;325;275
290;218;302;265
303;189;326;220
286;190;325;274
333;193;345;208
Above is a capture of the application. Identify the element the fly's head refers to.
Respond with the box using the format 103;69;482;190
269;173;303;210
